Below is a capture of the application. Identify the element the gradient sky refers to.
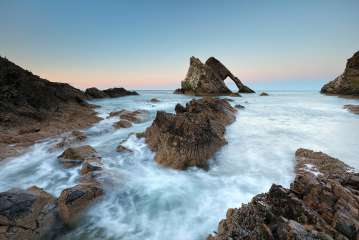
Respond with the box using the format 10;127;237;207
1;0;358;90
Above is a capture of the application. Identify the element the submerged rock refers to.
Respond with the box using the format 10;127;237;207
144;98;236;170
259;92;269;96
113;119;132;129
85;87;138;99
0;186;59;240
58;182;103;224
344;104;359;115
150;98;160;103
58;145;100;168
208;148;359;240
175;57;254;96
55;130;87;148
321;50;359;96
116;144;133;153
234;104;245;109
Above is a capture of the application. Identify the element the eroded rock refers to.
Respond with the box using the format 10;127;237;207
208;149;359;240
0;186;59;240
175;57;254;96
144;98;236;170
321;51;359;96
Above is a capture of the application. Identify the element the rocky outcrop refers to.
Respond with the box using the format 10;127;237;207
344;104;359;115
58;145;100;168
58;182;103;224
0;186;59;240
144;98;236;170
0;57;101;161
321;51;359;96
174;57;254;96
85;87;138;99
208;149;359;240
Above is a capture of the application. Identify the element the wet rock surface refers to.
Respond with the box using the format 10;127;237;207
208;148;359;240
108;109;149;124
321;51;359;96
175;57;254;96
144;98;236;170
55;130;87;149
58;145;100;168
113;119;132;129
0;186;59;240
344;104;359;115
260;92;269;96
85;87;138;99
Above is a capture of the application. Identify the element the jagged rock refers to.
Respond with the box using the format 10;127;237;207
321;51;359;96
113;120;132;129
208;149;359;240
260;92;269;96
85;87;138;99
144;98;236;170
55;130;87;148
58;145;100;168
0;186;59;240
150;98;160;103
116;144;133;153
234;104;245;109
175;57;254;96
58;182;103;224
344;104;359;115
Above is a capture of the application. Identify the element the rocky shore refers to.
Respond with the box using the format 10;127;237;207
208;149;359;240
0;56;137;160
144;98;236;170
175;57;254;96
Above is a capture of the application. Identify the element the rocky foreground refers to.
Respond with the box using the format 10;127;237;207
209;149;359;240
321;51;359;97
175;57;254;96
144;98;237;170
0;56;137;160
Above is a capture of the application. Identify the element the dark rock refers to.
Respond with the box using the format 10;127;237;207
85;87;138;99
260;92;269;96
209;149;359;240
0;186;59;240
321;51;359;96
144;98;236;170
58;182;103;224
113;120;132;129
175;57;254;96
116;144;133;153
108;109;149;123
150;98;160;103
234;104;245;109
58;145;100;168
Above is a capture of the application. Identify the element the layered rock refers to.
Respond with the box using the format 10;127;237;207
175;57;254;96
0;186;59;240
85;87;138;99
0;57;101;160
144;98;236;170
209;149;359;240
321;51;359;96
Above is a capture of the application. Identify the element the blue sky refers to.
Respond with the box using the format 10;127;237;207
0;0;358;90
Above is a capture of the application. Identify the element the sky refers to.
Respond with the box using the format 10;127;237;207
0;0;358;91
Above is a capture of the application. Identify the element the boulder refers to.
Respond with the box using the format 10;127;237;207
55;130;87;148
0;186;59;240
85;87;138;99
260;92;269;96
344;104;359;115
58;145;99;168
208;149;359;240
144;98;236;170
113;120;132;129
175;57;254;96
58;183;103;224
321;51;359;96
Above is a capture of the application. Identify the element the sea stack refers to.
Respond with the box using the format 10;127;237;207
174;57;254;96
321;50;359;96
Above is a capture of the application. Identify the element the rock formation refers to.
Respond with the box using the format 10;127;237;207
144;98;236;170
0;56;101;160
0;186;59;240
174;57;254;96
321;51;359;96
58;145;100;168
85;87;138;99
208;149;359;240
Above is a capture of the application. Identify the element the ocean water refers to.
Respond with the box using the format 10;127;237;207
0;90;358;240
